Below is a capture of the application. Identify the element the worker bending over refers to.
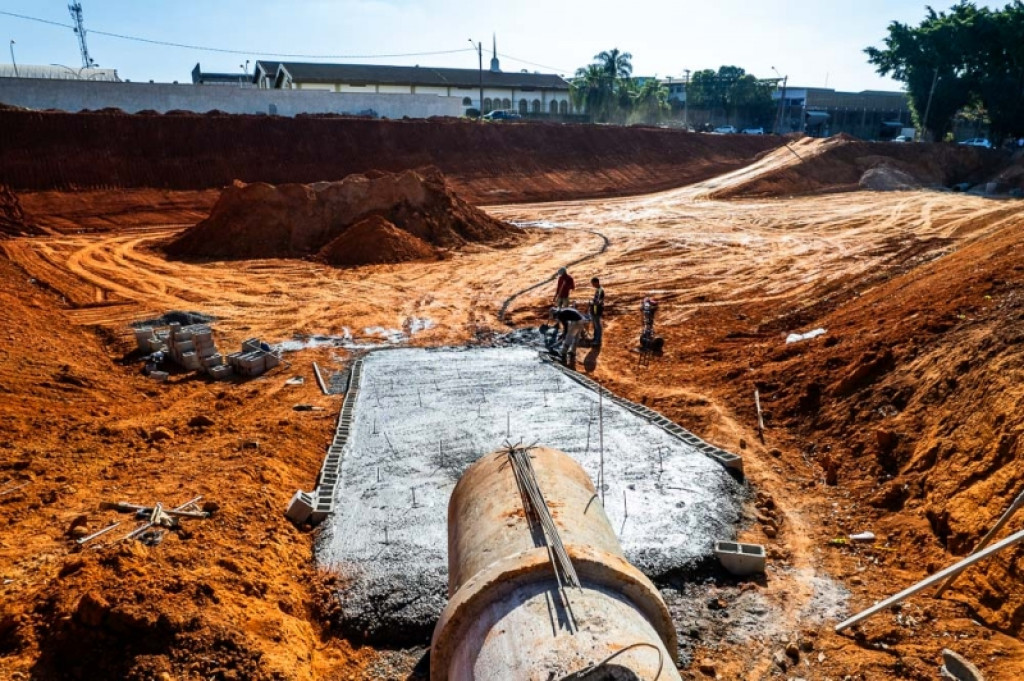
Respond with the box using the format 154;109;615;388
549;306;585;362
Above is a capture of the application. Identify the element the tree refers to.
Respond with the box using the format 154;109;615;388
629;78;669;125
571;64;615;122
971;2;1024;140
865;2;994;140
594;48;633;81
571;48;634;123
684;66;774;126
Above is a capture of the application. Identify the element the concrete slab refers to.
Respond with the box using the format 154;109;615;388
315;347;745;641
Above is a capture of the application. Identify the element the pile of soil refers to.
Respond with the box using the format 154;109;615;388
0;184;39;237
317;214;437;266
858;163;922;191
711;136;1005;198
165;167;520;266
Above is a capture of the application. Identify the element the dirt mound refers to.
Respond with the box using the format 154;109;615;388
165;167;519;266
710;136;1005;198
0;184;39;237
317;214;438;266
858;163;922;191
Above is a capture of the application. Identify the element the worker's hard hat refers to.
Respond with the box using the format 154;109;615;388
557;267;567;275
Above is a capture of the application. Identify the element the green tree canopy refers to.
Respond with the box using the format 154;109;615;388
866;1;1024;141
685;66;775;126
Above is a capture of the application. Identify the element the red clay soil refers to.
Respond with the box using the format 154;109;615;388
317;214;437;267
165;167;520;265
0;184;40;237
0;109;782;204
744;214;1024;632
710;135;1007;198
17;189;220;234
594;205;1024;678
0;255;363;680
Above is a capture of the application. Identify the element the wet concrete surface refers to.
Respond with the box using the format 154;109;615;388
315;346;745;642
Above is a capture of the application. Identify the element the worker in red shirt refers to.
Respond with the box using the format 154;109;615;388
553;267;575;308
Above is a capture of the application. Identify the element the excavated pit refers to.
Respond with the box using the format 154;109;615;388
315;346;745;644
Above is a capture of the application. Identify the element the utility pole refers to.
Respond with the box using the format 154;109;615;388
772;67;788;134
68;3;96;69
9;40;17;78
468;39;483;118
683;69;690;130
921;67;940;141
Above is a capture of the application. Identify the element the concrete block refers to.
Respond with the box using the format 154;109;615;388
285;490;315;525
202;353;223;368
714;541;766;576
208;364;233;380
264;352;281;369
242;338;262;353
148;370;169;382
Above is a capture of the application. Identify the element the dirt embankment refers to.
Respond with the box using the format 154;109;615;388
0;184;40;237
0;109;782;205
166;168;520;266
709;135;1007;198
745;215;1024;633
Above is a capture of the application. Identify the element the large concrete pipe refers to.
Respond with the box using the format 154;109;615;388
431;447;681;681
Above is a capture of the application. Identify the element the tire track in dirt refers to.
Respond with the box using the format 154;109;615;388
497;228;610;324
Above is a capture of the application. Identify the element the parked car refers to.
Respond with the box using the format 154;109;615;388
712;125;737;134
482;110;522;121
741;127;764;135
892;135;913;143
959;137;992;148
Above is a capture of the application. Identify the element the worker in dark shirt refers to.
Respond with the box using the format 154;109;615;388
590;277;605;346
549;307;585;360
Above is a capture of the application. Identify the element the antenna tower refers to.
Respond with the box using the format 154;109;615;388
68;3;96;68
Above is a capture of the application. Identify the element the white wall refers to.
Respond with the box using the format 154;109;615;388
0;78;465;118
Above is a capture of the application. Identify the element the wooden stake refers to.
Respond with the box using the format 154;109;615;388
755;389;765;441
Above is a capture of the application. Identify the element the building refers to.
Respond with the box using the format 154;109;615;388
191;63;250;86
0;63;119;82
253;39;573;116
772;87;912;138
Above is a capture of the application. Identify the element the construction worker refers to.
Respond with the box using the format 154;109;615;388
553;267;575;308
589;277;605;346
549;307;585;361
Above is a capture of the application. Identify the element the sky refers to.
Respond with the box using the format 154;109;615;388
0;1;1006;91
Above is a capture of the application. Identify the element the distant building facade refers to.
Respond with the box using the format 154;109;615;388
773;87;913;138
191;63;250;86
0;63;120;82
253;40;573;116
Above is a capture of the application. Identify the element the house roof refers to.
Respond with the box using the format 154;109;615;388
253;60;281;79
274;62;569;90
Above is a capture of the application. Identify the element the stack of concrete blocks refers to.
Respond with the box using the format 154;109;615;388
166;323;203;372
133;327;169;354
227;337;281;378
133;321;235;380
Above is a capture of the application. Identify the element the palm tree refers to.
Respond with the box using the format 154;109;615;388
594;48;633;81
572;63;615;121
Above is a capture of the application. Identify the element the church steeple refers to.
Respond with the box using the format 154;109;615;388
489;34;500;72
